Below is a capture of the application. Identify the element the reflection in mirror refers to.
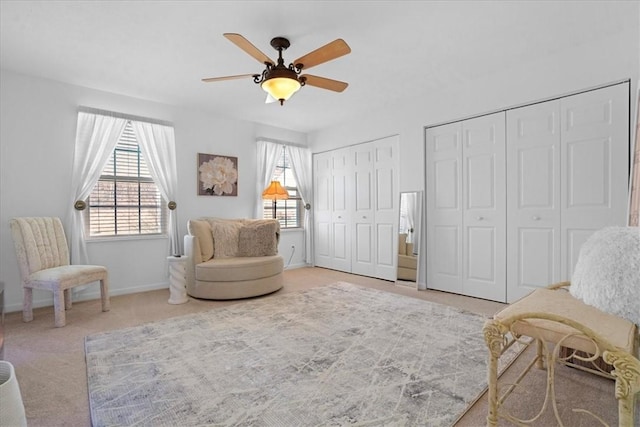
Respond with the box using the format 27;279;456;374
397;191;422;284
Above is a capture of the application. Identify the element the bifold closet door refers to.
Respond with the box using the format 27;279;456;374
351;144;375;276
506;83;629;302
461;112;506;302
313;148;352;272
506;101;561;302
426;122;463;294
313;151;333;269
427;113;506;301
372;136;398;281
351;137;398;280
560;83;629;279
330;148;352;272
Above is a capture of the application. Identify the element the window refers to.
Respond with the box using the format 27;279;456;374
87;121;166;237
263;146;303;228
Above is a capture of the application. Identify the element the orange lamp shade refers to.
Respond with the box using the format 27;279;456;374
262;181;289;200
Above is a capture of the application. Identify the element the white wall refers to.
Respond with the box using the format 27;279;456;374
308;24;640;288
0;70;307;312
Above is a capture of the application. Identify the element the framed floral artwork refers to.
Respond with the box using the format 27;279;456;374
197;153;238;196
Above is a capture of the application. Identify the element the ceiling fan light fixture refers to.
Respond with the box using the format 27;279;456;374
204;34;350;105
261;76;301;105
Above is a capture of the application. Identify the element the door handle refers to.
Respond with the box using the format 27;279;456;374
476;216;484;221
532;215;540;221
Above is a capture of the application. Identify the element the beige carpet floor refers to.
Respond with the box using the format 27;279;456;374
2;267;623;426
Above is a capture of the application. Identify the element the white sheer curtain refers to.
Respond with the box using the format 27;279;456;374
405;192;417;245
132;121;180;255
68;111;127;264
286;145;313;263
255;140;282;219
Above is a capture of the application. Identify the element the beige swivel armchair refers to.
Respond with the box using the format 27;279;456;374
10;217;110;327
483;227;639;426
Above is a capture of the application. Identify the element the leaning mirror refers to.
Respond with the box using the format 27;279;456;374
397;191;422;285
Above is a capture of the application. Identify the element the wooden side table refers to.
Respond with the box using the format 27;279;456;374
167;256;188;304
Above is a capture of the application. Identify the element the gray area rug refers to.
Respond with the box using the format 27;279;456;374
85;282;517;426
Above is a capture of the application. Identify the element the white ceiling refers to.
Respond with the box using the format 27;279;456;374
0;1;636;133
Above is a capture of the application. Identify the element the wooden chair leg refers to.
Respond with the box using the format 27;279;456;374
64;289;72;310
22;287;33;322
100;278;110;312
53;289;66;327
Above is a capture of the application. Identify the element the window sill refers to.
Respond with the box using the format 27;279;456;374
86;234;169;243
280;227;304;233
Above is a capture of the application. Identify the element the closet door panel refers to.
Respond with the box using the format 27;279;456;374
313;152;333;268
331;149;352;272
518;228;556;286
426;122;463;293
560;83;629;279
352;145;375;276
506;101;561;302
373;136;399;280
462;112;506;302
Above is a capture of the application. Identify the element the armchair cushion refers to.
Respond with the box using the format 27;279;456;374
238;220;279;257
196;256;283;282
187;220;213;261
211;221;244;258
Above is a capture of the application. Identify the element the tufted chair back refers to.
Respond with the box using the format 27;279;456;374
10;217;70;282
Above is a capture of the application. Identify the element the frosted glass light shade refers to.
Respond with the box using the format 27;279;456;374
261;77;301;102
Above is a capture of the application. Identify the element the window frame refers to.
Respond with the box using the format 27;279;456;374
263;146;304;229
85;121;167;239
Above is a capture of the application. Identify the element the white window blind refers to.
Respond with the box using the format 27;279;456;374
87;121;166;237
263;146;303;228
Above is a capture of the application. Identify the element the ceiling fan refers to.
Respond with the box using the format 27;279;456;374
202;33;351;105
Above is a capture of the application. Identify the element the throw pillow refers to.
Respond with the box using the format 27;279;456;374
210;221;244;258
238;220;279;257
570;227;640;325
187;220;213;261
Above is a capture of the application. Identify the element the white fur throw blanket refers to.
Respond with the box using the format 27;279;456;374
570;227;640;325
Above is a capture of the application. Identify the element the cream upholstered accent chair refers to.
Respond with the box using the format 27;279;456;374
9;217;110;327
483;227;639;426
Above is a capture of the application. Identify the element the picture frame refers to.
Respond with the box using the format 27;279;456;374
197;153;238;196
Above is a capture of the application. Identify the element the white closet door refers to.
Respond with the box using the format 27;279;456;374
373;136;399;280
560;83;629;279
331;148;352;272
462;112;506;302
426;122;463;294
351;144;375;276
313;151;333;268
506;101;561;302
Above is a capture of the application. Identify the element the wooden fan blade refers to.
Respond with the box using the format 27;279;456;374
302;74;349;92
294;39;351;70
224;33;274;65
201;74;256;83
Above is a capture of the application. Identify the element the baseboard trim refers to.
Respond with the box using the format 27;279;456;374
284;262;310;270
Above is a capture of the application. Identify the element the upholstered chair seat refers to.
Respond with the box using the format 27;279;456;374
10;217;110;327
